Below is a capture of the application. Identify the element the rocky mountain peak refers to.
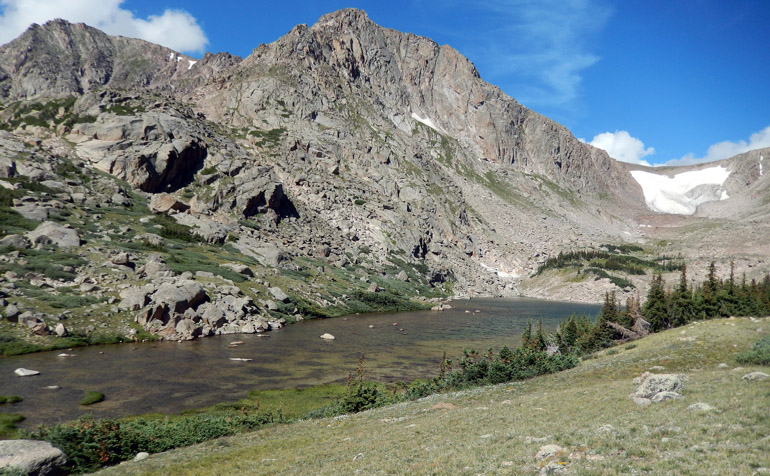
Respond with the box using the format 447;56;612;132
0;18;198;100
314;8;374;29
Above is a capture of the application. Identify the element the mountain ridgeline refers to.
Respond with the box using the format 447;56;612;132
0;9;768;345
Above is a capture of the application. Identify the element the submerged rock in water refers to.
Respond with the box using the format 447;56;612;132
14;368;40;377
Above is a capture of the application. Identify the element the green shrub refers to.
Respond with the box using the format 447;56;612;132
446;346;579;387
736;335;770;366
27;417;139;472
0;395;22;404
105;103;146;116
166;252;246;283
248;127;286;147
151;214;203;243
348;290;416;312
28;412;281;473
340;383;383;413
80;392;105;406
340;355;385;413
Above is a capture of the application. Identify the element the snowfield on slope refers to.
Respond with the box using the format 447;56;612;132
630;166;731;215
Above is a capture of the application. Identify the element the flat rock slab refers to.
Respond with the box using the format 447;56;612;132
0;439;66;476
742;372;769;381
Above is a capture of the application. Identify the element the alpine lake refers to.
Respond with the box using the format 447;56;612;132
1;298;599;428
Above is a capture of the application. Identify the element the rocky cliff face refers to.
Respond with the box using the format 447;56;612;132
0;9;768;345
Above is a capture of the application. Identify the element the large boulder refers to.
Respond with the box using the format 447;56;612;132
118;285;153;311
3;303;19;322
150;193;189;213
268;287;290;303
630;373;686;405
26;221;81;248
151;280;207;313
0;439;66;476
0;234;30;249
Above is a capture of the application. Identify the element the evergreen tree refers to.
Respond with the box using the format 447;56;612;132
558;315;579;352
669;265;695;326
580;291;620;350
717;260;738;317
521;320;535;350
700;261;720;318
644;273;669;331
533;319;547;352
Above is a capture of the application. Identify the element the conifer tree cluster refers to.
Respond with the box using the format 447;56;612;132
553;262;770;355
643;261;770;330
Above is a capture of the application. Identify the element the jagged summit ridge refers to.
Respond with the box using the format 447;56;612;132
0;19;199;99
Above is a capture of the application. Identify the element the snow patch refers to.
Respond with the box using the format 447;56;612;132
760;155;764;177
480;263;520;279
187;60;197;70
168;52;175;61
630;166;731;215
411;112;444;133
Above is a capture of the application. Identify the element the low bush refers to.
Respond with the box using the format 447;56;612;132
449;346;579;386
27;412;281;474
151;214;204;243
736;335;770;366
0;395;23;404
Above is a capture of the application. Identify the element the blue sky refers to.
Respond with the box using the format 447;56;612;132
1;0;768;166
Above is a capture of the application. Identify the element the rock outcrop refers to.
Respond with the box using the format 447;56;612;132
0;439;66;476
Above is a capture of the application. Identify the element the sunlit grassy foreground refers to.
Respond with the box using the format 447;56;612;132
94;317;769;475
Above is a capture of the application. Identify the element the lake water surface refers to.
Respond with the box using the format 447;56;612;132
0;298;599;428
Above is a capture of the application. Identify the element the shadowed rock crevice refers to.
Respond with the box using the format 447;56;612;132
137;140;207;193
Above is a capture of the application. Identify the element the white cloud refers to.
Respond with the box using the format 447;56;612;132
585;130;655;166
0;0;207;54
665;125;770;166
468;0;611;108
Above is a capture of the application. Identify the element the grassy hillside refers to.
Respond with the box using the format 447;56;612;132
92;316;770;476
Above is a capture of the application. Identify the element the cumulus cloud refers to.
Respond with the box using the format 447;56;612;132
584;130;655;166
665;125;770;166
461;0;611;108
0;0;207;54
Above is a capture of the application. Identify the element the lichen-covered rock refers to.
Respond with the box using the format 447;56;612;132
742;372;769;381
631;374;686;400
